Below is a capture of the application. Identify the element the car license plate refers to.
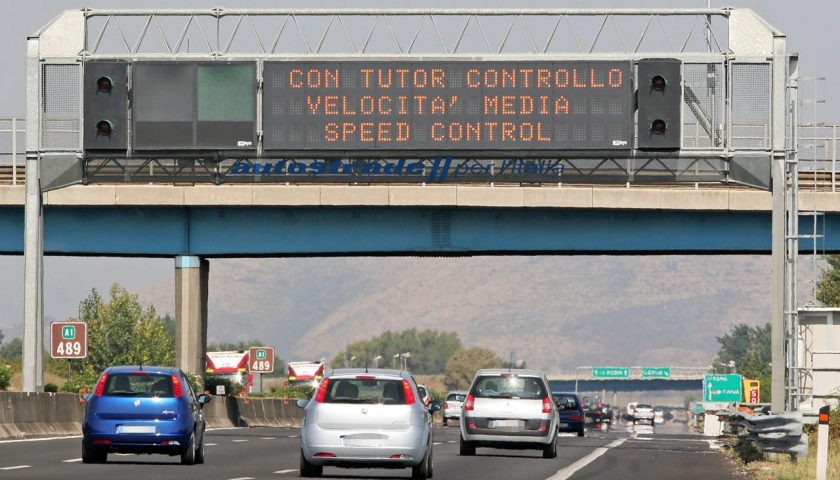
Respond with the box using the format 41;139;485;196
557;422;568;428
116;425;155;434
490;420;522;428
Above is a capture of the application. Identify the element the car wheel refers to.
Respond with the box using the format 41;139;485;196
577;427;585;437
81;441;107;464
194;428;206;464
300;450;323;478
411;444;433;479
180;433;196;465
459;436;475;456
542;438;557;459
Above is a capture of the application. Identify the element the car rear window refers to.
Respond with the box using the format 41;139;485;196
447;393;465;402
324;378;406;404
103;373;174;397
470;375;547;399
554;394;580;410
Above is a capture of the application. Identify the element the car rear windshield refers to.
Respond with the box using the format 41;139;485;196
324;378;406;404
554;394;580;410
470;375;547;399
447;393;465;402
103;373;175;397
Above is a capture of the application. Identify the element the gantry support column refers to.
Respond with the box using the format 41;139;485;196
175;256;209;381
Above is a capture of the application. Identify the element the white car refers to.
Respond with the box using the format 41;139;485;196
443;391;467;426
460;369;558;458
632;403;655;426
296;369;439;478
654;409;665;424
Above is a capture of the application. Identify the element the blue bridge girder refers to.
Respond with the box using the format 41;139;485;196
549;379;703;393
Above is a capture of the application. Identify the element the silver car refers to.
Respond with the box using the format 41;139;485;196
460;369;558;458
297;368;438;478
443;391;468;426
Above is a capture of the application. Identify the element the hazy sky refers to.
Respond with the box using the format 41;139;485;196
0;0;835;339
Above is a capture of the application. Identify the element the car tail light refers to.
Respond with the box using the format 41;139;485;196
542;396;552;414
444;402;449;409
355;375;375;380
390;454;413;459
402;380;415;405
464;394;475;411
93;439;112;445
570;415;582;421
94;373;109;396
314;378;330;403
131;371;149;376
539;424;547;431
171;375;184;397
314;452;336;458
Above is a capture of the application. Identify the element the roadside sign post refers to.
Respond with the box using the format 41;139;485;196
703;374;743;402
248;346;275;374
49;322;87;359
816;405;830;480
592;367;631;378
642;367;671;378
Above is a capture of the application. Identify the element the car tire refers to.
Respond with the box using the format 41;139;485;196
459;436;476;456
181;433;196;465
194;428;206;464
542;438;557;459
412;444;433;479
300;450;323;478
577;427;585;437
81;442;107;464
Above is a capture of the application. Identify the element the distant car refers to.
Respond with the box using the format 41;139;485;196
460;369;558;458
626;402;639;420
417;384;432;408
654;408;665;424
632;403;655;426
297;368;438;478
81;366;211;465
552;391;585;437
443;391;467;426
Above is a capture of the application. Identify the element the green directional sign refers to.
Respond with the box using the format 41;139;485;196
703;374;743;402
61;325;76;340
642;367;671;378
592;367;631;378
256;349;267;360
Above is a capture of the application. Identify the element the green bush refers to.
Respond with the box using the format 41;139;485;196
43;383;58;393
0;364;12;390
59;370;101;394
264;385;313;399
831;404;840;440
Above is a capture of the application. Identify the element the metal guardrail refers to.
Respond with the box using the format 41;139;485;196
722;408;809;461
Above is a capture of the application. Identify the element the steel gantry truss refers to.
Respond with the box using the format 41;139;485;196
23;7;799;415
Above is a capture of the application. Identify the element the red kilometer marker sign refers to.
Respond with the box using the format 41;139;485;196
249;346;275;373
50;321;88;359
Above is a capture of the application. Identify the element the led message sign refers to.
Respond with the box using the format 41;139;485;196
263;61;633;153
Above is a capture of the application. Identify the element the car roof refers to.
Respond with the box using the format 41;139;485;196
475;368;546;377
324;368;410;379
105;366;180;375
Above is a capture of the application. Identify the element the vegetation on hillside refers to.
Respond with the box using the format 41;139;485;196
331;329;462;374
443;347;502;390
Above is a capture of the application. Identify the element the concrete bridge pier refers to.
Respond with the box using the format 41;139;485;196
174;256;208;381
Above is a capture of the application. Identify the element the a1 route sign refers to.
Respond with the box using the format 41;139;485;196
642;367;671;378
592;367;630;378
703;374;743;402
249;346;275;373
50;322;87;359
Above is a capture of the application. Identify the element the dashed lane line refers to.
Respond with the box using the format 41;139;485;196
232;439;249;443
261;437;277;440
546;438;627;480
274;470;298;474
62;458;83;463
206;443;218;446
0;466;32;471
227;477;255;480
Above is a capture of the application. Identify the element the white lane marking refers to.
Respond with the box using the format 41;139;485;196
274;470;298;474
289;435;300;438
706;440;721;450
0;435;82;444
206;443;218;446
0;466;31;471
447;440;456;443
261;437;277;440
62;458;83;463
433;442;442;445
546;438;626;480
232;439;249;443
227;478;255;480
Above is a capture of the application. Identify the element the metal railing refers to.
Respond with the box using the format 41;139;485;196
0;118;25;186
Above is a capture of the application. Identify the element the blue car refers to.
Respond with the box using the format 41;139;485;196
82;366;211;464
552;391;585;437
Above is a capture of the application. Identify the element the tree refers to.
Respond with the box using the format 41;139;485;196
332;329;462;374
0;337;22;360
0;329;4;345
715;323;771;402
817;255;840;306
78;284;175;374
208;340;264;352
444;347;502;390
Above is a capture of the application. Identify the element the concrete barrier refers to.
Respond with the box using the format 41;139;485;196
0;392;304;440
0;392;84;439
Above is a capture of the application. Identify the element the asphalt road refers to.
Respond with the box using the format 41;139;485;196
0;423;738;480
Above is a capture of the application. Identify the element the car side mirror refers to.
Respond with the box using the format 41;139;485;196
429;400;442;413
296;399;310;409
198;394;212;406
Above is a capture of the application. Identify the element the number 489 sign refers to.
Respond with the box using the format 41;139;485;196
249;347;275;373
50;322;87;359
